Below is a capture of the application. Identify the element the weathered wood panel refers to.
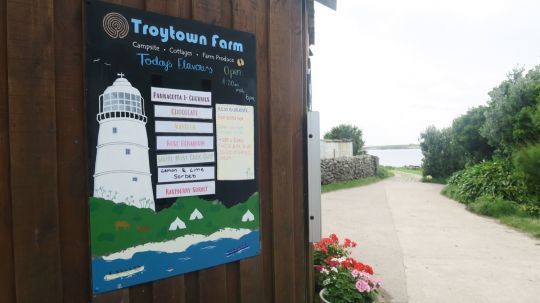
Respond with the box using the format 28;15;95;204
0;0;16;301
54;1;91;302
7;0;64;302
1;0;309;302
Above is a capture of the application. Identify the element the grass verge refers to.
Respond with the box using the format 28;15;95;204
391;166;423;175
322;167;394;193
499;216;540;238
443;188;540;238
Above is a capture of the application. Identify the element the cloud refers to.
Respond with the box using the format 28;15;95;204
312;0;540;146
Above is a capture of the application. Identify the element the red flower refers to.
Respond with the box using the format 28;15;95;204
352;262;374;275
325;256;340;267
314;265;323;272
365;264;374;275
330;233;339;244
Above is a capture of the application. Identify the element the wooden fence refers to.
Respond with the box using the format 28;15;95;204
0;0;310;302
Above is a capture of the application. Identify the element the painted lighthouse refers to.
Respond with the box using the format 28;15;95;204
93;74;155;210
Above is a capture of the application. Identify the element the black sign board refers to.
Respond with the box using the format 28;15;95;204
85;1;259;294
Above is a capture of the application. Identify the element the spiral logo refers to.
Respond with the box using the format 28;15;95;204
102;12;129;39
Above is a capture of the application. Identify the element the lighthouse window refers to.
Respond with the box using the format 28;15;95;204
112;127;117;134
125;148;131;155
132;177;138;182
111;92;117;98
104;94;110;101
118;92;124;99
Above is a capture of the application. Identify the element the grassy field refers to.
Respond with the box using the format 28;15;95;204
321;167;394;193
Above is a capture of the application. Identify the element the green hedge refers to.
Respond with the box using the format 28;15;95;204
446;160;528;204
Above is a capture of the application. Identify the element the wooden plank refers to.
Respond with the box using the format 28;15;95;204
232;0;257;32
220;0;233;28
267;0;307;301
198;266;228;302
92;290;130;303
7;0;64;302
184;272;200;303
145;0;167;12
226;262;240;303
54;0;91;302
152;276;186;303
291;1;308;302
130;284;154;303
253;0;275;301
165;0;191;19
192;0;223;25
0;0;16;301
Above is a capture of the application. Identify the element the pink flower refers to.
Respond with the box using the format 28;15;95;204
356;279;371;293
314;265;323;272
351;269;360;278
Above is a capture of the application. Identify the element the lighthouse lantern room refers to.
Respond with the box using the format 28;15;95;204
93;74;155;210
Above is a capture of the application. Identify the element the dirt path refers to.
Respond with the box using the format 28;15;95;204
321;172;540;303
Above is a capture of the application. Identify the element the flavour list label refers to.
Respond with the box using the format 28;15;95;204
151;87;211;106
154;105;213;120
156;181;216;198
158;166;215;183
155;121;213;134
216;104;254;180
156;136;214;150
156;152;215;167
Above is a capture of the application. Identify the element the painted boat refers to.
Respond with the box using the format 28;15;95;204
104;266;144;281
225;244;250;257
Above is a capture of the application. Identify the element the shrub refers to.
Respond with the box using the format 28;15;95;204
519;204;540;217
513;143;540;200
420;126;465;178
376;166;392;179
446;160;528;204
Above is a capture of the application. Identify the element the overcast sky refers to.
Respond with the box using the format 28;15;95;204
311;0;540;146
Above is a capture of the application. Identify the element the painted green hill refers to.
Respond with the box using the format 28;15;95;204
89;193;259;256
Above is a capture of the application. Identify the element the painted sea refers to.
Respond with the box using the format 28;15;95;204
367;148;423;167
92;230;260;293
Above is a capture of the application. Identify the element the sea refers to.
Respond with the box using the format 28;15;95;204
92;230;260;294
367;148;423;167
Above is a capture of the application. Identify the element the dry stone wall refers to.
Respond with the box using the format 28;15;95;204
321;155;379;185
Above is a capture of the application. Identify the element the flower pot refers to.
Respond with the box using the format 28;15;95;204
319;288;331;303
